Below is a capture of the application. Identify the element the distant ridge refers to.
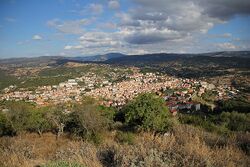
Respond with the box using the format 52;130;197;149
67;53;127;62
1;51;250;67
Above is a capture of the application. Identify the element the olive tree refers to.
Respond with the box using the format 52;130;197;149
122;93;176;132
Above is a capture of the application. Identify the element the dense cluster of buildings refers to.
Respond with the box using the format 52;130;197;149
0;69;238;114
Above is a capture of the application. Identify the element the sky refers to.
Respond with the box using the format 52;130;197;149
0;0;250;58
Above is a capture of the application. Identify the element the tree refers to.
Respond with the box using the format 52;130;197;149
46;106;69;139
98;105;116;129
66;99;108;141
0;112;14;136
122;93;176;133
220;111;250;132
6;101;34;134
27;109;51;136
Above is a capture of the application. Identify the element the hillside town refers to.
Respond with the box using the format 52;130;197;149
0;66;239;114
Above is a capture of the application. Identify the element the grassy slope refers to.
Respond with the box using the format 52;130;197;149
0;125;249;167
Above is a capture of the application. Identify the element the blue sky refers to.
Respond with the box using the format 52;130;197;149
0;0;250;58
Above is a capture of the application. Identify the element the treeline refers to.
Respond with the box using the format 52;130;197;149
217;97;250;113
179;111;250;134
1;94;250;140
0;93;250;166
0;94;177;142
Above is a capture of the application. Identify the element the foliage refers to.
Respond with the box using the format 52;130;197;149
5;101;34;133
179;111;250;133
122;93;176;132
115;131;135;145
2;101;51;135
66;99;108;142
97;105;116;129
26;109;51;135
220;111;250;132
219;97;250;113
179;113;229;134
0;70;18;90
0;112;14;136
45;106;69;138
201;90;218;102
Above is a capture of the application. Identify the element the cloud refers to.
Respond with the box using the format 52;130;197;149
133;0;250;20
64;45;73;50
208;33;232;39
108;0;120;10
4;17;16;22
216;42;237;50
47;18;93;34
56;0;250;55
125;29;184;44
222;33;232;38
114;1;222;45
88;3;103;15
32;35;42;40
79;31;121;48
64;45;83;50
98;22;117;29
196;0;250;20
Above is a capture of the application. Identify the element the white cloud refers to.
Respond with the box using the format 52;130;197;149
52;0;250;55
108;0;120;10
216;42;237;50
32;35;42;40
64;45;73;50
88;3;103;15
64;45;84;50
47;18;93;34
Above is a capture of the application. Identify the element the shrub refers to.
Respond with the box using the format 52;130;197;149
5;101;34;134
97;105;116;129
220;111;250;132
0;112;14;136
66;99;108;141
46;106;69;138
26;109;51;135
122;93;176;132
115;131;135;145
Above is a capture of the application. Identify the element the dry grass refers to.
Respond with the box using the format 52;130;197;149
0;125;249;167
0;133;101;167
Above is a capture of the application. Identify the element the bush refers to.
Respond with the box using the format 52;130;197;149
219;98;250;113
27;109;51;135
5;101;34;134
0;112;14;136
220;111;250;132
97;105;116;129
115;131;135;145
122;93;176;132
66;99;109;141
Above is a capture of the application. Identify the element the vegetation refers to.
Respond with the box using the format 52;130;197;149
121;93;177;132
218;97;250;113
0;70;18;90
0;93;249;166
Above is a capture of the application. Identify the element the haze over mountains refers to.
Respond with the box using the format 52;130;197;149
1;51;250;65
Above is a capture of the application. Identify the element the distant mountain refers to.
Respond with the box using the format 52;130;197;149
105;51;250;68
0;56;64;67
68;53;127;62
204;51;250;58
1;51;249;68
